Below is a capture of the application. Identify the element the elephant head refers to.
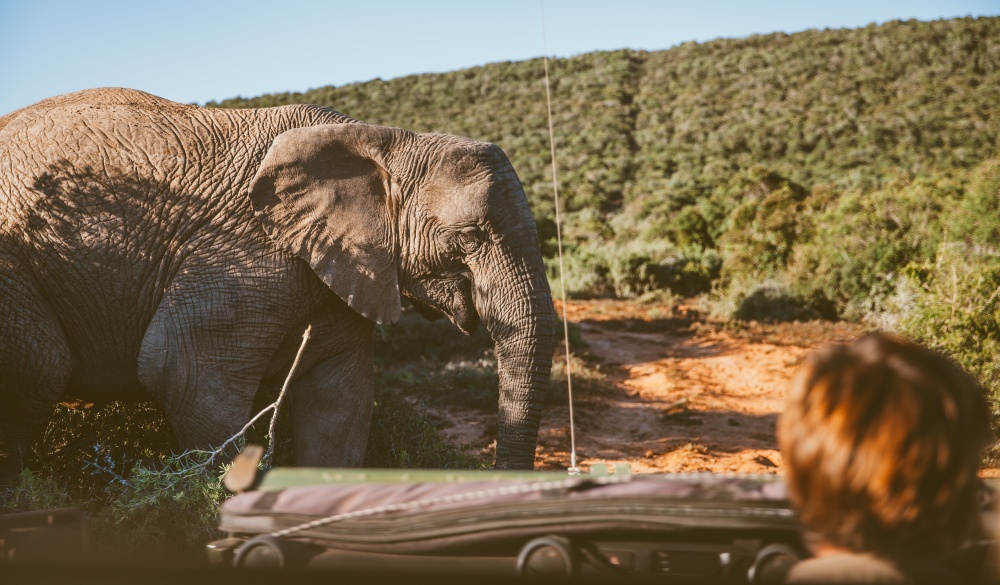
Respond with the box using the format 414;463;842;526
248;123;555;469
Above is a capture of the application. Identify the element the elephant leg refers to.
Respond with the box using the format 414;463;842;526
281;306;375;467
137;265;295;456
0;252;73;483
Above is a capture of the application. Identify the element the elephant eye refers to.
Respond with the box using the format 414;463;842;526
455;226;484;253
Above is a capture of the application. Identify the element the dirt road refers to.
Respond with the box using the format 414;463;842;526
531;300;866;474
431;299;867;473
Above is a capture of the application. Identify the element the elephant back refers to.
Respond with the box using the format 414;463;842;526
0;88;195;134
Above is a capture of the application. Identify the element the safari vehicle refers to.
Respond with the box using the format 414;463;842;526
204;450;998;582
209;470;801;581
203;456;784;581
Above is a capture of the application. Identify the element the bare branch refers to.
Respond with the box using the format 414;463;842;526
207;325;313;467
264;325;312;467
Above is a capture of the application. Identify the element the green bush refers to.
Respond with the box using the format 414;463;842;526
718;166;810;284
3;469;70;511
893;246;1000;459
945;158;1000;246
89;452;227;559
3;448;226;564
23;401;178;500
653;246;722;297
548;241;718;299
785;173;961;320
668;205;715;249
547;245;615;298
2;402;223;562
732;280;820;323
706;277;818;323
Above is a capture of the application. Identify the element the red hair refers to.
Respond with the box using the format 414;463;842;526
779;332;990;556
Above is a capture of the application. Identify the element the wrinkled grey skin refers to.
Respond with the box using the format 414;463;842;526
0;88;554;478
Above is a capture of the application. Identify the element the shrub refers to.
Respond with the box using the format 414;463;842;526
717;166;810;284
652;246;722;297
945;158;1000;248
87;451;228;559
547;245;615;298
3;447;226;564
895;246;1000;428
732;280;820;323
900;159;1000;421
668;205;715;249
707;277;818;323
785;173;960;321
2;469;70;511
24;401;178;500
549;241;717;299
3;401;224;562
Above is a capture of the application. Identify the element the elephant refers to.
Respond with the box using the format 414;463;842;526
0;87;555;479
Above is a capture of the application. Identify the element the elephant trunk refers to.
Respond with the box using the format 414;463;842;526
478;229;556;470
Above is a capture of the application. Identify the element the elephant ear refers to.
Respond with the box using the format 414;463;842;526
249;124;401;325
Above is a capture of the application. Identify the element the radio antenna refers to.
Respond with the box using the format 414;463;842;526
540;0;580;475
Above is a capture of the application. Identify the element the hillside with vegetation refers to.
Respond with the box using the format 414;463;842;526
213;16;1000;398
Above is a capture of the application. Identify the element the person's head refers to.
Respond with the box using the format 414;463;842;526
779;332;991;557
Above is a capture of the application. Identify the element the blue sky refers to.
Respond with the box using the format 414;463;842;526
1;0;997;115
